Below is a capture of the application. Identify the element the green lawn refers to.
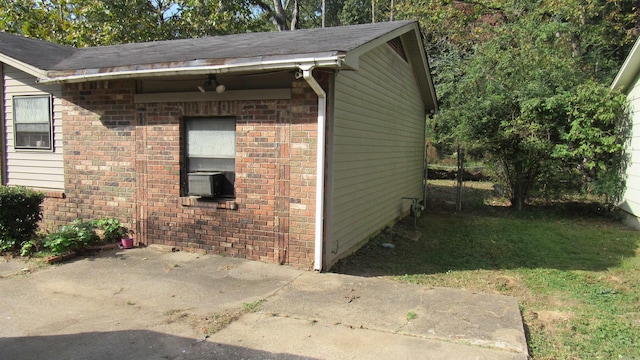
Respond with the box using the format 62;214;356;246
331;181;640;359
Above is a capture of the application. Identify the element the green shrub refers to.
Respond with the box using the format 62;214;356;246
94;217;130;242
0;186;44;253
43;219;100;255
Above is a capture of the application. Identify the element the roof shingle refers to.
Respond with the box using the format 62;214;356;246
0;32;76;70
54;21;414;70
0;21;412;72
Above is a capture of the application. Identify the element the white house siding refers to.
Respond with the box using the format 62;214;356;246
327;42;426;266
621;78;640;227
2;64;64;190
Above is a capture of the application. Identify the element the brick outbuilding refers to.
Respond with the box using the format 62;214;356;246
0;21;437;270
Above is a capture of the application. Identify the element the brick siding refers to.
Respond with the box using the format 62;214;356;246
42;74;324;269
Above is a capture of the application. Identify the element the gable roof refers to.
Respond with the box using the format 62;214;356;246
612;36;640;93
53;21;414;71
0;31;76;77
0;21;437;111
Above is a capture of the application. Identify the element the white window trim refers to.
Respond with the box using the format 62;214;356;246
12;95;54;151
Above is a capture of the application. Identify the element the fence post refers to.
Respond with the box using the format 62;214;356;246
456;145;464;211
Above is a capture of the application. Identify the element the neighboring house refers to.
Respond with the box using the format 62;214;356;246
612;37;640;230
0;20;437;270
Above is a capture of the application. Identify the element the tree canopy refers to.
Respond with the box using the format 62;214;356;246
420;0;637;208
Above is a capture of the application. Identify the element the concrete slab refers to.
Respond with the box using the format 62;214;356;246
0;256;31;278
258;272;527;356
0;247;528;359
211;314;526;360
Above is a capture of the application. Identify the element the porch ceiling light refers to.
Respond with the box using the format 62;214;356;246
198;74;226;94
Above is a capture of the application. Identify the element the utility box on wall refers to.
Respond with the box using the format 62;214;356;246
187;172;224;197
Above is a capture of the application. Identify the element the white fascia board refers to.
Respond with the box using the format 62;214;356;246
612;36;640;93
402;23;438;112
38;55;347;84
0;54;48;78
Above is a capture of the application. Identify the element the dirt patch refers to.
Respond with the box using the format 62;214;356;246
496;275;520;291
531;310;574;329
163;308;244;338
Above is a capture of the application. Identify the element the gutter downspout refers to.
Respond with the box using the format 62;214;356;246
300;65;326;271
0;64;5;186
423;115;428;209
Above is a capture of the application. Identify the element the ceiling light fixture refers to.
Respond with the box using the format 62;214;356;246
198;74;226;94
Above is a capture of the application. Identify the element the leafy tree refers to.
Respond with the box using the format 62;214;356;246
554;81;631;203
433;10;631;209
536;0;640;82
396;0;523;62
337;0;372;24
0;0;272;46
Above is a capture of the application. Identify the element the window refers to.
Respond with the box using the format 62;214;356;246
13;95;53;150
185;117;236;197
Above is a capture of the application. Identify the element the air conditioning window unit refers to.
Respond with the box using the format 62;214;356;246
188;172;224;197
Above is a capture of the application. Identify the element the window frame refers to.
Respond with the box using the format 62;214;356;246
183;116;237;199
12;95;54;151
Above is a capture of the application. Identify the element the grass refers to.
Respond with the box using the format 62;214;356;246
163;299;266;337
243;299;265;313
406;311;418;321
332;180;640;359
163;308;243;336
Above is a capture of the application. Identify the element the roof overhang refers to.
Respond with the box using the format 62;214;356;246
612;36;640;93
27;21;436;112
38;53;349;84
0;53;48;79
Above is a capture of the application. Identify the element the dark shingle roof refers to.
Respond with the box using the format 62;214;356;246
0;20;437;111
53;21;415;71
1;21;417;73
0;32;76;70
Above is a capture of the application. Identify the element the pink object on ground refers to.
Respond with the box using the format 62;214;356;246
121;237;134;249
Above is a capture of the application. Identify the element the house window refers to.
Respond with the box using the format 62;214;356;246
13;95;53;150
185;117;236;197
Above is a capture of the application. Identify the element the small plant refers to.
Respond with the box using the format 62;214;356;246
43;218;100;255
243;299;265;313
94;217;131;243
406;311;418;321
20;239;40;257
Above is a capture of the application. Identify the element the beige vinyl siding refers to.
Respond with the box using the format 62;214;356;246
3;64;64;190
327;42;425;266
621;77;640;217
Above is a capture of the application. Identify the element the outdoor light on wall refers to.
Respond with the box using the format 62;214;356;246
198;74;226;94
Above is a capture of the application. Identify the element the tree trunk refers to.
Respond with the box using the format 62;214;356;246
371;0;375;23
272;0;288;31
290;0;299;30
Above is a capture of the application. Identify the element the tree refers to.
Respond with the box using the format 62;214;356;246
554;81;631;203
433;11;631;209
0;0;272;46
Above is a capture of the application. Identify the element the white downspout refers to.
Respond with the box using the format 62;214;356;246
300;65;326;271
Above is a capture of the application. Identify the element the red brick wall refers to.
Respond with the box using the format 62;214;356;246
42;80;137;228
43;76;322;269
